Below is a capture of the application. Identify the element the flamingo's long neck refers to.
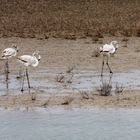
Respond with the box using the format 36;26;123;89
111;42;118;50
33;53;41;61
32;56;39;67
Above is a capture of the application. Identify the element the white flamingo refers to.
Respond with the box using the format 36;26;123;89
100;41;119;76
1;44;18;59
1;44;19;80
17;51;41;92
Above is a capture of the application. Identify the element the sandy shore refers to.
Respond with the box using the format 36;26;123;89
0;37;139;108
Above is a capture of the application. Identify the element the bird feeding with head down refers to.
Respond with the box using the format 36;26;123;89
100;41;119;76
17;51;41;92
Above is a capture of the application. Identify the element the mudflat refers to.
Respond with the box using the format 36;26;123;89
0;37;139;108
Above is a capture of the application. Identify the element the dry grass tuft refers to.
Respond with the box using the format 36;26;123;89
66;74;73;84
80;91;90;100
0;0;140;38
66;66;74;73
55;74;65;83
121;37;129;42
61;97;74;105
115;83;124;95
121;44;128;48
56;66;74;84
92;37;99;44
97;81;112;96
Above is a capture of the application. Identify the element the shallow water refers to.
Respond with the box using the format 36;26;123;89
0;68;140;95
0;107;140;140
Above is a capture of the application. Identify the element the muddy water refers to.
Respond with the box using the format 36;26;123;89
0;68;140;95
0;107;140;140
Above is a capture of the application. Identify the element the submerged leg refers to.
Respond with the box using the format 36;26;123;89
101;56;105;77
7;59;9;73
26;68;31;91
5;59;9;73
21;72;25;92
106;56;113;74
5;59;9;81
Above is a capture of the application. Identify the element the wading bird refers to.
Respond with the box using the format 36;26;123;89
100;41;119;76
1;44;19;80
17;51;41;92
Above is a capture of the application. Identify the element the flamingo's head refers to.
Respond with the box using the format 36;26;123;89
12;44;19;52
32;51;41;61
111;41;119;50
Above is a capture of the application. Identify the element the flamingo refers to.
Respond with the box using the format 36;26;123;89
1;44;19;80
100;41;119;76
17;51;41;92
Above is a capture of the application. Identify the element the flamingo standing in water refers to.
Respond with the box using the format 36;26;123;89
1;44;19;80
100;41;119;76
17;51;41;92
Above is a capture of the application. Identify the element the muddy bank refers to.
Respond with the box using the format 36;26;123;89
0;90;140;108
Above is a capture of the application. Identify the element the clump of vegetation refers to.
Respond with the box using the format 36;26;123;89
66;74;73;84
97;80;124;96
55;74;65;83
121;37;128;47
92;37;99;44
66;66;74;74
80;91;90;100
121;44;128;48
64;34;76;40
61;97;74;105
41;100;49;107
66;66;74;83
56;66;74;84
121;37;129;42
97;81;112;96
115;83;124;95
78;90;95;100
28;92;37;101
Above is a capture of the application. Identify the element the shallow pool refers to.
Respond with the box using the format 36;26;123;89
0;68;140;95
0;107;140;140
